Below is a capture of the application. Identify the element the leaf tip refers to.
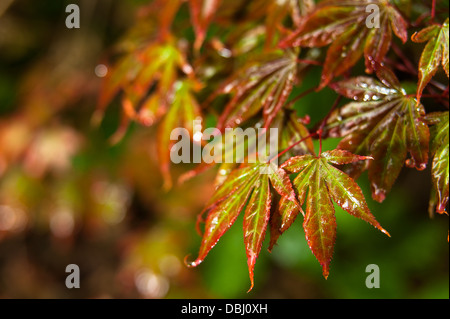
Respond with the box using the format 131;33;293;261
184;254;202;268
246;281;254;293
322;267;329;280
91;109;104;127
380;227;391;238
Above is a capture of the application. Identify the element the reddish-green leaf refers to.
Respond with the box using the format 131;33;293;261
279;149;389;278
279;0;408;89
304;165;336;278
186;162;298;291
96;38;195;139
268;162;314;251
215;49;298;129
424;112;449;214
243;176;271;292
411;18;449;102
187;169;258;266
96;36;200;188
325;70;429;202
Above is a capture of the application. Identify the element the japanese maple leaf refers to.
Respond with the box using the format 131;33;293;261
189;0;222;51
96;38;192;130
279;149;390;278
177;108;314;188
423;112;449;214
96;37;200;188
264;0;315;49
279;0;408;89
214;49;298;130
325;65;430;202
158;80;202;190
186;162;299;291
412;18;449;103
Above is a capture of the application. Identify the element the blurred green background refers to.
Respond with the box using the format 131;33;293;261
0;0;448;299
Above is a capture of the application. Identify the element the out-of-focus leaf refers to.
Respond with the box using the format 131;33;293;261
279;149;389;278
411;18;449;102
279;0;408;89
264;0;315;49
137;0;182;41
96;36;201;188
158;80;202;190
189;0;222;51
96;38;192;131
186;162;298;291
424;112;449;214
215;49;298;130
325;67;430;202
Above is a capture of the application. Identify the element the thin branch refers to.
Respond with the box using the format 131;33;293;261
269;132;318;163
391;42;417;76
317;95;342;156
284;86;317;109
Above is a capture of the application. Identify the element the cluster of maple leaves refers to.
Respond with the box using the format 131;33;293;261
97;0;449;290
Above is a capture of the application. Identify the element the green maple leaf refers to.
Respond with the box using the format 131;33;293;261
279;0;408;89
411;18;449;103
279;149;390;278
325;65;429;202
424;112;449;214
186;161;298;291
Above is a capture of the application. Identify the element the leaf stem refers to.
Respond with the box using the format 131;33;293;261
317;95;342;156
269;132;318;163
263;86;316;130
296;59;322;66
271;95;342;162
407;93;449;99
284;86;317;109
431;0;436;22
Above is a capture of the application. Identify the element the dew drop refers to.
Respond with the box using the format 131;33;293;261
372;187;386;203
219;48;232;58
417;163;427;171
94;64;108;77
